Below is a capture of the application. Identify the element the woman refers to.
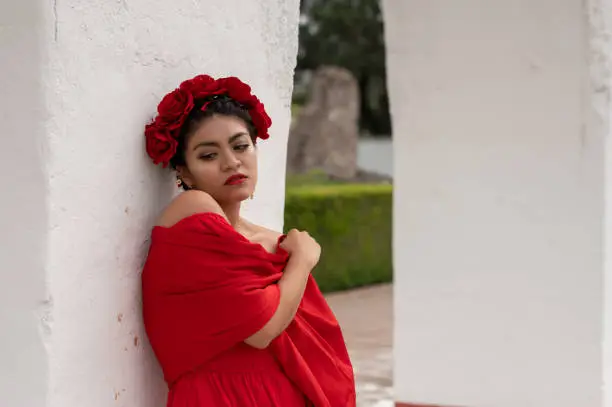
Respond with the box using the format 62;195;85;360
141;74;356;407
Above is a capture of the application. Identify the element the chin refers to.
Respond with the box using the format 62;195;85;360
227;190;252;203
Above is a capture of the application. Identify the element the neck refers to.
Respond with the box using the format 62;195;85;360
220;201;242;228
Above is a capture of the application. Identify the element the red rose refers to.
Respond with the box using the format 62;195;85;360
179;75;214;94
251;120;270;139
145;122;178;168
258;104;272;127
250;103;272;139
181;75;225;99
240;93;262;110
240;95;260;110
156;88;194;130
218;77;253;102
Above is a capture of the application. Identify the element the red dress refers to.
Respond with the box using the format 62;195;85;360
142;213;356;407
167;344;306;406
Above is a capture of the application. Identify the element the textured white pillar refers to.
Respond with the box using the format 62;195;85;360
0;1;299;406
602;3;612;407
383;1;609;406
0;2;48;406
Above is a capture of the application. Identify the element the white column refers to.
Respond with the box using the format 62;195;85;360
0;1;299;406
0;2;49;406
383;1;607;406
602;2;612;406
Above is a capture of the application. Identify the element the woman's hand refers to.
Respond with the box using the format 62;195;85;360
280;229;321;269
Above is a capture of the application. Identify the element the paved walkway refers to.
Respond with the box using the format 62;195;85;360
325;284;394;407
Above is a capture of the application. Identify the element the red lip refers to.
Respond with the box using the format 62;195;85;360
224;173;248;185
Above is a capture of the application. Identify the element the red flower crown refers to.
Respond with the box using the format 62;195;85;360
144;75;272;167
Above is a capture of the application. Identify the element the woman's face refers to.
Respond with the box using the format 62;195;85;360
178;114;257;205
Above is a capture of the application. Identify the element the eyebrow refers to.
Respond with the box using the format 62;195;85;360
192;132;249;150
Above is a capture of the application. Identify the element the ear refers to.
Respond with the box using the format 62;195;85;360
176;165;195;189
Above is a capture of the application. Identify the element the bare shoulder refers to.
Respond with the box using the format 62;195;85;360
155;190;227;228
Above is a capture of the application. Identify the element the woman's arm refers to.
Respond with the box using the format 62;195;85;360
245;229;321;349
244;256;312;349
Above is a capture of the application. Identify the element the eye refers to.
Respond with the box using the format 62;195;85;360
199;153;217;160
234;144;250;152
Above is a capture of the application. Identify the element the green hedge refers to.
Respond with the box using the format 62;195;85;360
284;184;393;293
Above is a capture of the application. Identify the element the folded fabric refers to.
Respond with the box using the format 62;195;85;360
142;212;356;406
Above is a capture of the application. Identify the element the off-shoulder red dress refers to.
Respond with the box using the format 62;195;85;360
142;212;356;407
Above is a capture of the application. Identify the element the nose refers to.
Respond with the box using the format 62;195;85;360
221;151;241;171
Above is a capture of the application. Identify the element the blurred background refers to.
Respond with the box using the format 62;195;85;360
284;1;394;405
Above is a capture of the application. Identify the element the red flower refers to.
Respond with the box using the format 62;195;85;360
145;122;178;168
254;103;272;127
250;103;272;139
179;75;214;94
180;75;225;99
218;77;253;102
156;88;194;131
145;74;273;167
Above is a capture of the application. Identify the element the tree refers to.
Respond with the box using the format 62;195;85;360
297;0;391;136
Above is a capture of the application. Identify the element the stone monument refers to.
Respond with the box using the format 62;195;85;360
287;66;360;179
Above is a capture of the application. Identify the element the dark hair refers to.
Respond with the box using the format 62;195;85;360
170;96;257;190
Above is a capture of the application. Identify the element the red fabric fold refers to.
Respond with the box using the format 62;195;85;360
142;212;356;407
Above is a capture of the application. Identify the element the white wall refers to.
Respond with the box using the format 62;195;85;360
605;91;612;406
384;1;606;406
1;1;299;406
601;1;612;406
0;2;49;406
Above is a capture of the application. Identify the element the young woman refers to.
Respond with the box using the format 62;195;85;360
141;74;356;406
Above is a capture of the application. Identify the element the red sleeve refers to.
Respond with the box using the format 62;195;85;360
142;214;284;384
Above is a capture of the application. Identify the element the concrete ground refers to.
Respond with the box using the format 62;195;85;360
325;283;394;407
